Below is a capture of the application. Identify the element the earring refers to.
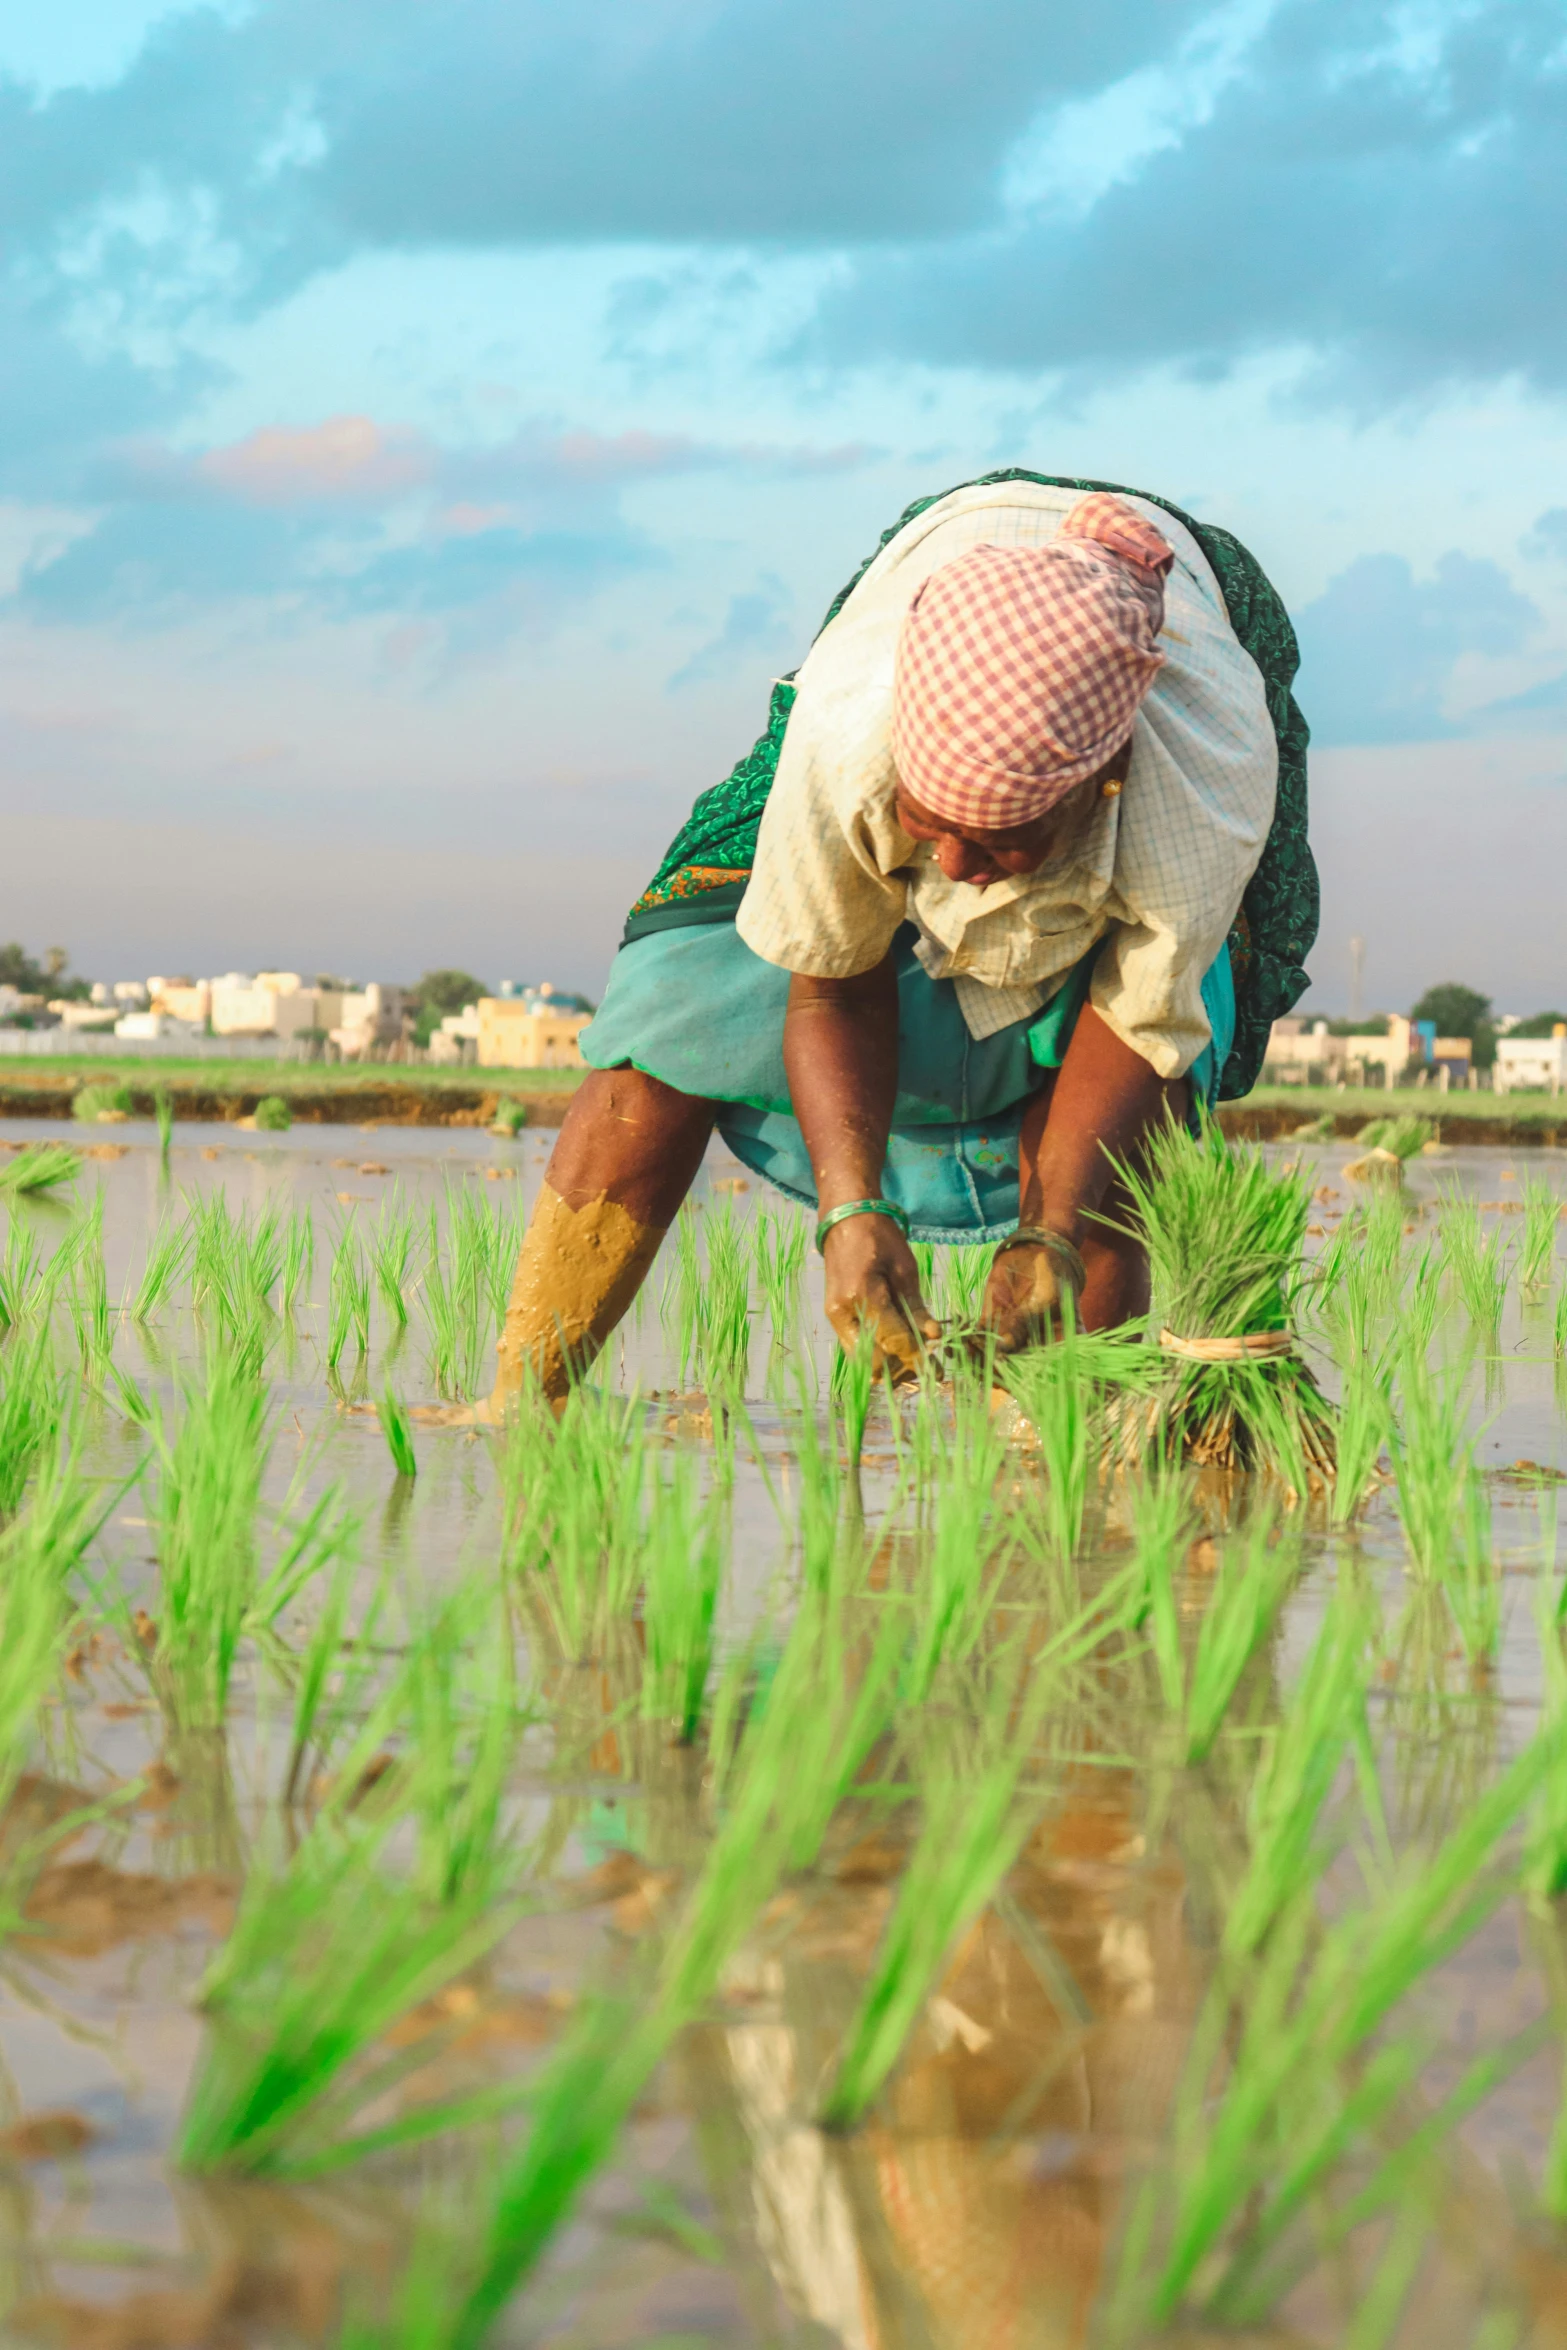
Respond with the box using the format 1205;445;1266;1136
1101;776;1123;798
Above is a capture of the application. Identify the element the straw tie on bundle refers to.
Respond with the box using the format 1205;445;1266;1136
1158;1331;1296;1364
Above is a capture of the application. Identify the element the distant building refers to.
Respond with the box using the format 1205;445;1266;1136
115;1011;204;1041
476;993;590;1069
330;983;407;1058
1263;1015;1418;1086
1495;1027;1567;1095
211;972;346;1040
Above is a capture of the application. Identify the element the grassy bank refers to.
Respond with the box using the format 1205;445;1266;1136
0;1064;1562;1143
1227;1085;1567;1146
0;1058;586;1128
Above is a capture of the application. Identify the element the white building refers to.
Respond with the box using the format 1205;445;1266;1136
210;972;346;1040
331;983;407;1058
1263;1015;1417;1086
1494;1030;1567;1094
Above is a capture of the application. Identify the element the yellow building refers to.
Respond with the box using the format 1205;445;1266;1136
476;997;589;1069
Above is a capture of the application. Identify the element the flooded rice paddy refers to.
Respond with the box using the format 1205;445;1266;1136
0;1115;1565;2347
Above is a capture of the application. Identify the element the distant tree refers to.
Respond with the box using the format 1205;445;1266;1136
1325;1014;1390;1037
412;969;489;1014
1508;1011;1567;1039
0;941;90;1000
1410;982;1496;1068
409;968;489;1048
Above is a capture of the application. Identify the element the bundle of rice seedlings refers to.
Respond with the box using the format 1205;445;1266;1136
0;1142;80;1196
1344;1113;1430;1182
1290;1112;1336;1141
253;1094;292;1133
1103;1118;1336;1483
71;1080;131;1123
489;1096;528;1137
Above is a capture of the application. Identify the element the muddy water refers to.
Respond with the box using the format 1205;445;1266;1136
0;1120;1564;2348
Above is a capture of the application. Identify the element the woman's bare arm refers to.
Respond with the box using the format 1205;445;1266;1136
783;959;938;1377
985;1002;1187;1347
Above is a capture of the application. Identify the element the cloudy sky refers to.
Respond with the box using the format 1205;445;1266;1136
0;0;1563;1012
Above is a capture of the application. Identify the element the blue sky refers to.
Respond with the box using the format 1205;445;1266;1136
1;0;1564;1010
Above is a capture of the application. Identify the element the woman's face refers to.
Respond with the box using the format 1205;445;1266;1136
894;739;1131;890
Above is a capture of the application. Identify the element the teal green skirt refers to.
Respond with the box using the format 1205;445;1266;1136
582;924;1235;1242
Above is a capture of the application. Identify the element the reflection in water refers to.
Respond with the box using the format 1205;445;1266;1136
704;1773;1202;2350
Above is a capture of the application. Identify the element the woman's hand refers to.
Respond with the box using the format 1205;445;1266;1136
980;1236;1083;1355
821;1214;940;1383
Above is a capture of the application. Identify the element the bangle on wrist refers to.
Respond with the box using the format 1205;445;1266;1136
992;1223;1087;1293
816;1197;911;1253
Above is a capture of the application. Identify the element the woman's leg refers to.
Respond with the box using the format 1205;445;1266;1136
489;1067;716;1408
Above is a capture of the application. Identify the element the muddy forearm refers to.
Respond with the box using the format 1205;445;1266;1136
1021;1003;1184;1241
783;958;901;1212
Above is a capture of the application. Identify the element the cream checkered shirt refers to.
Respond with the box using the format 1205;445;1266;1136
735;482;1278;1080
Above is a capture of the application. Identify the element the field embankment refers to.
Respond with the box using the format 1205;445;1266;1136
0;1065;1564;1144
0;1058;585;1127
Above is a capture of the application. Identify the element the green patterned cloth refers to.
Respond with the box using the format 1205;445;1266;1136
623;469;1317;1101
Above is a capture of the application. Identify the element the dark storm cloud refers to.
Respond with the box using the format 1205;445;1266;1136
811;0;1567;403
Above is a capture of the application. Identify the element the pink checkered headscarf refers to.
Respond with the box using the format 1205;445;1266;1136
890;492;1174;832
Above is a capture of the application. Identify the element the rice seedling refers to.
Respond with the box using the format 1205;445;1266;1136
152;1082;174;1157
491;1097;528;1136
1291;1112;1336;1141
1101;1117;1337;1483
1002;1318;1148;1569
753;1205;809;1355
395;1584;530;1908
0;1142;80;1197
641;1451;725;1742
816;1646;1055;2130
0;1220;43;1336
1518;1175;1561;1297
1107;1716;1567;2336
933;1240;990;1328
0;1330;60;1517
1525;1531;1567;1909
902;1368;1012;1701
664;1202;705;1388
381;1383;418;1479
1441;1194;1508;1349
65;1210;112;1384
1133;1476;1300;1762
131;1214;192;1321
253;1094;292;1132
145;1351;273;1725
423;1185;515;1394
702;1199;754;1394
1387;1342;1500;1653
372;1200;417;1330
1221;1571;1379;1961
828;1311;882;1463
501;1387;651;1659
1326;1353;1392;1524
328;1225;372;1375
280;1206;314;1317
71;1080;131;1123
443;1569;909;2346
176;1803;526;2178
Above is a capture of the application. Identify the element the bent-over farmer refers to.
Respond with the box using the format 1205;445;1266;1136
488;469;1317;1401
